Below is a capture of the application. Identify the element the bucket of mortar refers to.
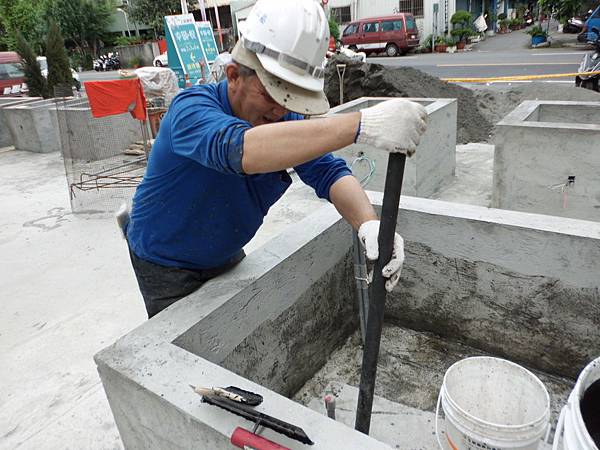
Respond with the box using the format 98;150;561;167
552;356;600;450
435;356;550;450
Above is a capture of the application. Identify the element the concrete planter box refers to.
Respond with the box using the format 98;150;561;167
327;97;457;197
0;97;42;148
96;195;600;449
492;101;600;221
3;98;63;153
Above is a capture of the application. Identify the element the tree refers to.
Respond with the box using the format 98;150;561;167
45;0;115;55
46;20;73;96
329;17;340;42
14;30;49;98
0;0;47;52
129;0;182;36
538;0;583;23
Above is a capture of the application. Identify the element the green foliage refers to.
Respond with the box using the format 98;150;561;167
527;25;548;37
46;20;73;95
0;0;47;52
498;12;507;20
45;0;115;54
451;10;473;26
114;35;144;47
129;56;142;68
70;51;93;70
129;0;181;36
499;18;510;29
328;17;340;42
14;30;49;98
421;34;434;48
538;0;583;22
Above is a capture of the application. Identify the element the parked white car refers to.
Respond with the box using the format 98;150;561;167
153;53;168;67
36;56;81;90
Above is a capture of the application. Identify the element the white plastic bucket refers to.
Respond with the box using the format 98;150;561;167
552;356;600;450
436;357;550;450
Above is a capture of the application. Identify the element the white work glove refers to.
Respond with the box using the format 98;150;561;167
356;98;428;156
358;220;405;292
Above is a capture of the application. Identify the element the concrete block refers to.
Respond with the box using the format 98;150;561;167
327;97;457;197
0;97;42;148
3;98;62;153
492;100;600;221
96;196;599;449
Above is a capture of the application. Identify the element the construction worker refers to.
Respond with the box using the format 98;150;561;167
125;0;428;318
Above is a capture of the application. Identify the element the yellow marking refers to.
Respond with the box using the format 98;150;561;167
442;71;600;82
437;62;579;67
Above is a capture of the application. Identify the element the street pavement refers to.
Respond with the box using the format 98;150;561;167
78;28;586;86
368;28;586;82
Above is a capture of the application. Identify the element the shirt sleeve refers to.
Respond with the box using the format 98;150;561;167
169;93;251;175
294;154;353;202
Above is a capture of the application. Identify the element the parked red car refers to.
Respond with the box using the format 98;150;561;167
340;14;419;57
0;52;25;95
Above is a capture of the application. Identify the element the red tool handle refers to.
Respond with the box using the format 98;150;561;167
230;427;291;450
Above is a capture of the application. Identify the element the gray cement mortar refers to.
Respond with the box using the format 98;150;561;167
294;325;574;428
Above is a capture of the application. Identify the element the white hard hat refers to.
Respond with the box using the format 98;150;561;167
235;0;330;115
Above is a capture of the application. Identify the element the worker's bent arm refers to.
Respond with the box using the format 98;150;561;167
329;175;378;230
241;112;361;174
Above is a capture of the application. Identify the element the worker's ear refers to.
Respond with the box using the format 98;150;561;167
226;63;241;85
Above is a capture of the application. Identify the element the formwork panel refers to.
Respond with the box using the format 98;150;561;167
493;100;600;221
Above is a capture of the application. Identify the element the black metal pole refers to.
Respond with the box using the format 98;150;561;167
355;152;407;434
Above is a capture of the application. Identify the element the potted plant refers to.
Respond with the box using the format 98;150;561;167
434;36;448;52
451;10;474;48
445;36;458;52
498;18;510;33
527;25;548;46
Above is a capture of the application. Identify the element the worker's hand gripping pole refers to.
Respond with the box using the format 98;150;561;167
354;152;407;434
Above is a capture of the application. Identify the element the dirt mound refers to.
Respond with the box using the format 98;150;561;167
324;54;493;144
471;83;600;126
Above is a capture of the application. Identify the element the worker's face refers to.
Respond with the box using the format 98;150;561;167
227;64;288;127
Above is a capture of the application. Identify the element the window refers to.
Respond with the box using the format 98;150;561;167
381;20;403;32
398;0;424;18
342;23;358;36
405;15;417;30
362;22;380;33
0;63;23;81
331;6;352;24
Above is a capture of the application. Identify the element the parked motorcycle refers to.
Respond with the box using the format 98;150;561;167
575;26;600;91
93;52;121;71
564;10;592;34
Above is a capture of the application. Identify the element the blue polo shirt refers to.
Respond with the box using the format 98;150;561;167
126;81;352;270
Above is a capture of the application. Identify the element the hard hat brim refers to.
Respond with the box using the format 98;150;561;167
232;42;330;116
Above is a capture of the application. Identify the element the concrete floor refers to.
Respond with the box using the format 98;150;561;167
0;144;492;449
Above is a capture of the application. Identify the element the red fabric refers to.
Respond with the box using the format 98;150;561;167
85;78;147;121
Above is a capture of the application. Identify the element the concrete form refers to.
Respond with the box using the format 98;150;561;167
328;97;457;197
0;97;42;148
3;98;63;153
493;100;600;222
95;194;600;449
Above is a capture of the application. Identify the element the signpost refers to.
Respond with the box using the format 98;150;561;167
196;21;220;65
164;14;208;88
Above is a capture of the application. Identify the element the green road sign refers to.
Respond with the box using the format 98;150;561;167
165;14;208;88
196;21;219;65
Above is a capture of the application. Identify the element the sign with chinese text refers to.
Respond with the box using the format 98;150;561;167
196;21;219;65
164;14;208;88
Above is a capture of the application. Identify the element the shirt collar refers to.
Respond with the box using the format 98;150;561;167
217;80;234;116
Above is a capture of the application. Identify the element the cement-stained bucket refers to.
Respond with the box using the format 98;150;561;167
436;357;550;450
552;356;600;450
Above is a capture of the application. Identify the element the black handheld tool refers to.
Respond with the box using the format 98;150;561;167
355;153;407;434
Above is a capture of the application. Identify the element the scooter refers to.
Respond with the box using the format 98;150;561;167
575;26;600;91
564;10;592;34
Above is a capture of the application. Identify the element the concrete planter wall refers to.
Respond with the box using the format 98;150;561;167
96;195;600;449
0;97;42;148
493;100;600;221
327;97;457;197
3;98;63;153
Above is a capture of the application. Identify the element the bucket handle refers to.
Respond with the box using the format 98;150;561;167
551;406;566;450
435;388;445;450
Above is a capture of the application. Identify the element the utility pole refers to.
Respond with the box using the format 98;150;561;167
181;0;188;14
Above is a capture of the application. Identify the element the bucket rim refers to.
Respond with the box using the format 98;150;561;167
442;356;550;431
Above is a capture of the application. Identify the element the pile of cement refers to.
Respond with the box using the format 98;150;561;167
324;54;494;144
471;83;600;126
325;54;600;144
